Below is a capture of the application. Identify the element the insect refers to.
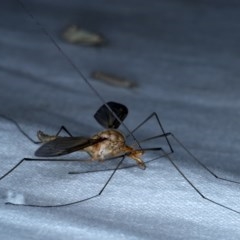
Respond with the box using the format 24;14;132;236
1;0;240;214
35;101;146;170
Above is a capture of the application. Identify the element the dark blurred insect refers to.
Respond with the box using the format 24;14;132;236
91;71;137;89
61;25;106;46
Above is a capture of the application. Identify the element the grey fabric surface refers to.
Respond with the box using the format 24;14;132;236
0;0;240;239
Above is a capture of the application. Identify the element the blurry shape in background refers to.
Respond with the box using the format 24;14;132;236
91;71;138;88
62;25;106;46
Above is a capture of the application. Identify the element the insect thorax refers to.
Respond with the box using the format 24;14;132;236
84;129;127;160
93;129;125;142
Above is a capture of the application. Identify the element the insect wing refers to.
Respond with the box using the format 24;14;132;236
35;137;105;157
94;101;128;129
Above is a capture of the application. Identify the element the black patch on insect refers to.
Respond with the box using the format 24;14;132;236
94;101;128;129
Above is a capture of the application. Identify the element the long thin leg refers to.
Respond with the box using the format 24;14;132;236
0;114;77;180
129;111;240;185
0;114;73;142
55;126;73;137
0;114;39;144
0;157;91;181
171;133;240;184
5;156;125;207
8;150;239;212
163;149;240;215
127;113;240;213
0;115;128;207
126;112;174;153
139;132;240;185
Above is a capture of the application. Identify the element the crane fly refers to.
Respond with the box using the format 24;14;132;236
35;102;146;169
0;0;240;215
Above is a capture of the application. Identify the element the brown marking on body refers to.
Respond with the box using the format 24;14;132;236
37;129;146;169
84;129;146;169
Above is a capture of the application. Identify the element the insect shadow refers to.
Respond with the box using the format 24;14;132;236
0;102;240;214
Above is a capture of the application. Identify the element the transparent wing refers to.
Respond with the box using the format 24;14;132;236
35;137;105;157
94;101;128;129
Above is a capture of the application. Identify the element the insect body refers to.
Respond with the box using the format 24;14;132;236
36;128;145;169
